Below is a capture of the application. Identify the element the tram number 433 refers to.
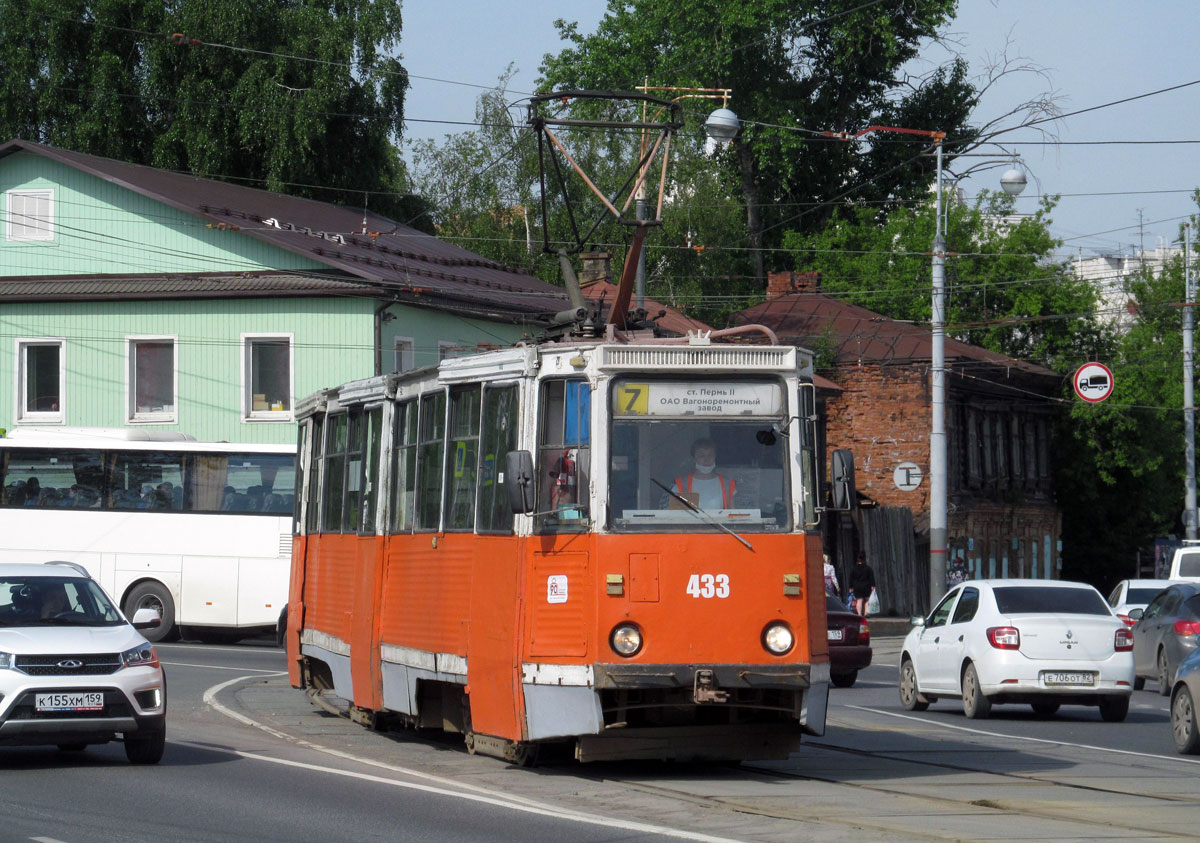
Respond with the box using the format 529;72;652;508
686;573;730;599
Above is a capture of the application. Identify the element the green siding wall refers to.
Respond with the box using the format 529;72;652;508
0;151;327;276
381;303;532;371
0;151;537;445
0;298;373;443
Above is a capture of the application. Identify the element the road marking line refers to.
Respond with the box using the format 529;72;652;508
30;837;68;842
201;674;746;843
161;661;282;674
846;704;1200;765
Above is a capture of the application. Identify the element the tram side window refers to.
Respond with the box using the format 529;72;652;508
478;384;518;533
445;385;481;531
344;411;365;532
1;449;104;508
537;379;590;530
305;416;324;532
294;423;307;534
111;451;185;510
389;401;417;532
390;401;417;532
323;413;348;532
360;407;382;534
416;391;446;530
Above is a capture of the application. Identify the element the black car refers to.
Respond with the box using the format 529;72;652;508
1132;583;1200;694
825;595;872;687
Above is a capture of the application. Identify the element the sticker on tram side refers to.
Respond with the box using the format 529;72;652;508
547;575;568;603
686;574;730;599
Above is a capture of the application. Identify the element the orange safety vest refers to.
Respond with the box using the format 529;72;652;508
674;473;735;508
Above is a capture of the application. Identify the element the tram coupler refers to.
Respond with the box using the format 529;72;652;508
693;669;728;704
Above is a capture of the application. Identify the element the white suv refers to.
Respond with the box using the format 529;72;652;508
0;562;166;763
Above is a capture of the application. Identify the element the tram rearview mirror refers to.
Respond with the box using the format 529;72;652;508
830;449;857;511
505;450;536;515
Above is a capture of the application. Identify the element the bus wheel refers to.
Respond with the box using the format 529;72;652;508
125;581;177;643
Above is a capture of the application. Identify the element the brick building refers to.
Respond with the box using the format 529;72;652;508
733;271;1063;614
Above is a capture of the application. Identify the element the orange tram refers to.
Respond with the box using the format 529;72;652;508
286;335;852;763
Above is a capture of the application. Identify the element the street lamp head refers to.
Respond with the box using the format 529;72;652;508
1000;166;1027;197
704;107;740;143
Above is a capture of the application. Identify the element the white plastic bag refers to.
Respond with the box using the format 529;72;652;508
866;591;881;616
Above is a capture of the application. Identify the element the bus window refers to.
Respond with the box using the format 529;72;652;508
188;452;295;514
360;407;382;534
477;384;518;534
537;379;590;531
416;391;446;530
445;385;481;531
323;413;348;532
111;451;185;510
389;401;417;533
1;449;104;508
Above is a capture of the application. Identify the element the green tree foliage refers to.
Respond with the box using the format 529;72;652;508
538;0;975;282
410;69;557;275
784;191;1103;368
0;0;423;223
1055;236;1195;584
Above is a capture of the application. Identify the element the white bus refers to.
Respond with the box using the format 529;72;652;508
0;428;294;643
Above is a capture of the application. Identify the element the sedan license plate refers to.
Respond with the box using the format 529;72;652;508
827;628;844;641
35;692;104;712
1042;672;1095;687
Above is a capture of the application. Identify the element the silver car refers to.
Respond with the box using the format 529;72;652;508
1170;647;1200;753
1131;583;1200;695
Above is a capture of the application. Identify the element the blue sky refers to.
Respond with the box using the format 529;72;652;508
399;1;1200;261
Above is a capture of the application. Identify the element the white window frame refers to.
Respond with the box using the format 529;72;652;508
393;337;415;373
14;338;66;424
438;340;465;361
125;335;179;424
6;189;54;242
241;333;295;422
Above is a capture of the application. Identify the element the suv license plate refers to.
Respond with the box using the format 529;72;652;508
827;628;843;641
35;692;104;712
1042;672;1095;687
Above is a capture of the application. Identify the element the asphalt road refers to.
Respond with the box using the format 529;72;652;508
0;638;1197;842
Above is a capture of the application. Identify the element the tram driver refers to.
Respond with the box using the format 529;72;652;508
662;438;736;510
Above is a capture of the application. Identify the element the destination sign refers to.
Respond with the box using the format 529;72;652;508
614;382;782;417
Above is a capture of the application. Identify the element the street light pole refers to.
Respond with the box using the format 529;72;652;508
930;137;949;604
1185;222;1196;539
825;125;1026;606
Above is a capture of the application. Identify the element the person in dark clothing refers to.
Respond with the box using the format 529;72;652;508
847;552;876;617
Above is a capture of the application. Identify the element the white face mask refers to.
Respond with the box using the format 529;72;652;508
694;462;716;474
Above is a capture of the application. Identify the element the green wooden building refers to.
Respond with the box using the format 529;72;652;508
0;140;572;443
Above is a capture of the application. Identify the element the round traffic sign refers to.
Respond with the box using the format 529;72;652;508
1074;362;1114;403
893;461;922;491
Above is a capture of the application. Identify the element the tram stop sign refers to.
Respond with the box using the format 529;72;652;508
1074;362;1114;403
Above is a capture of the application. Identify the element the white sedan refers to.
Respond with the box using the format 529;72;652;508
898;579;1135;720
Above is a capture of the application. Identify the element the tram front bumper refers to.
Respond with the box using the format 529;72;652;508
594;661;828;690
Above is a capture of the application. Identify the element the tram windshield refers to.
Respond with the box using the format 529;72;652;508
607;378;791;532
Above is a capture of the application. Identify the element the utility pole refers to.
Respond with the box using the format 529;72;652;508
1186;223;1196;539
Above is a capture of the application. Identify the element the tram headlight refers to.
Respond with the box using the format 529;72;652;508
610;623;643;657
762;622;794;656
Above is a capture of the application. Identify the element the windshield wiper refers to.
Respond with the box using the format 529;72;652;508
651;478;753;551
